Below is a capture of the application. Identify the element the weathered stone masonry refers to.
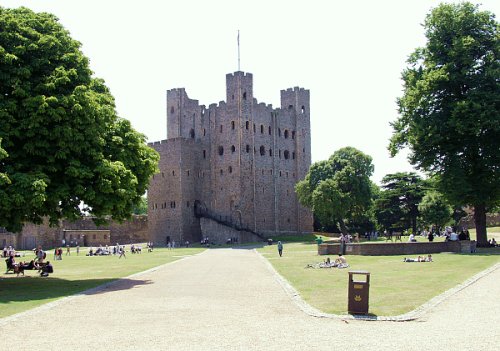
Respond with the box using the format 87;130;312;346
148;71;313;245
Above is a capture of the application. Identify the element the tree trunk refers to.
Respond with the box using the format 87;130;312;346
412;216;417;235
338;220;349;236
473;203;488;246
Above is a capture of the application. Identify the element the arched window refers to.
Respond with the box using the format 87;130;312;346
292;152;295;159
284;130;289;139
284;150;290;159
301;105;305;114
170;106;174;114
246;145;250;153
278;128;281;137
172;170;175;176
220;169;223;175
231;145;236;153
260;145;265;156
246;121;249;130
268;126;271;135
269;149;273;157
243;92;247;100
231;121;235;130
288;105;293;110
253;124;256;133
228;166;233;173
203;150;206;159
218;146;224;156
260;125;264;134
189;129;195;139
203;128;206;136
220;125;223;133
292;131;296;139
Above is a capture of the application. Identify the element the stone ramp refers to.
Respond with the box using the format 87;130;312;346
1;249;499;350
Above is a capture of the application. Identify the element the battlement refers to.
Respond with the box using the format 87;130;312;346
168;87;185;93
226;71;253;78
148;139;169;146
281;87;308;93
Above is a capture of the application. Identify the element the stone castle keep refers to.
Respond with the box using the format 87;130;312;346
148;71;313;245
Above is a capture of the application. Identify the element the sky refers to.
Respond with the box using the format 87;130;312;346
3;0;500;184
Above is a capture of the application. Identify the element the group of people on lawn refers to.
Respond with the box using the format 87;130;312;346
6;246;53;276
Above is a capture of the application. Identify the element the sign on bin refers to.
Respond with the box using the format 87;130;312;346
348;271;370;314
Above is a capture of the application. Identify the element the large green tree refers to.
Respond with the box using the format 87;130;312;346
0;7;159;232
295;147;374;235
373;172;427;234
418;190;453;231
389;2;500;246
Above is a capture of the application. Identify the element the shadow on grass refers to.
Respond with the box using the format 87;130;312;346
0;276;152;304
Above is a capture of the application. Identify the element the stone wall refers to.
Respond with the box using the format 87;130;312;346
199;217;259;244
318;241;476;256
0;233;17;248
459;213;500;229
62;230;111;247
3;215;148;250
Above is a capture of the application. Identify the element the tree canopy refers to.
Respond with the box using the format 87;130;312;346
295;147;374;234
389;2;500;245
373;172;427;233
0;7;159;232
418;191;453;230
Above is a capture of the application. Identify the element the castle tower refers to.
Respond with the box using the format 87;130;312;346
148;72;313;246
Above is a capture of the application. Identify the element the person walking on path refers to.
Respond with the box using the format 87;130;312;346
277;241;283;257
76;245;80;255
119;246;126;259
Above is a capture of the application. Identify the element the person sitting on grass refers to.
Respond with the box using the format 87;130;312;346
489;238;497;247
40;261;53;277
21;260;35;270
335;254;349;268
319;257;336;268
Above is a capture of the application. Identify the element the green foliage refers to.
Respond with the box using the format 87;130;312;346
418;191;453;229
389;2;500;244
295;147;374;234
373;172;428;233
132;195;148;215
0;7;159;231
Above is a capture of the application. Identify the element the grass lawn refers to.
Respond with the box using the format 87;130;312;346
258;242;499;316
470;226;500;241
0;246;205;318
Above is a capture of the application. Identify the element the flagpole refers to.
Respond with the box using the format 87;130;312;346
237;30;240;71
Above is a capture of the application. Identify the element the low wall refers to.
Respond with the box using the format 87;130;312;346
3;215;148;250
318;241;476;256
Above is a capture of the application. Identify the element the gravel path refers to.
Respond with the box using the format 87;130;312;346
1;248;499;350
